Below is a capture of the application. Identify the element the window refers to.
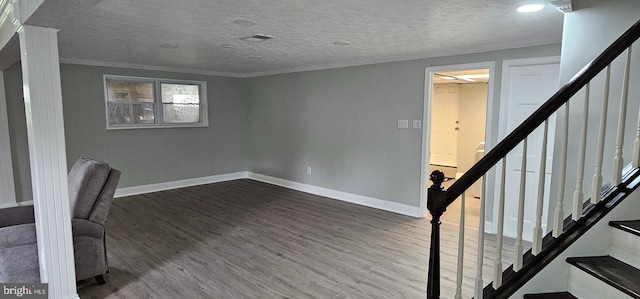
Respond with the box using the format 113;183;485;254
104;75;207;129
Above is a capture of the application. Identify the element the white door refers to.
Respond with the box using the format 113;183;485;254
430;84;459;167
501;62;560;241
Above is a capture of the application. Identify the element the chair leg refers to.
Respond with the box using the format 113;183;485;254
95;275;106;285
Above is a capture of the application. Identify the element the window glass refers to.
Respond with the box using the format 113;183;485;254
104;76;207;129
106;81;154;102
161;83;200;123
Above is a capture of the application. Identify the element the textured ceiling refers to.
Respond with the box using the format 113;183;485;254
17;0;564;76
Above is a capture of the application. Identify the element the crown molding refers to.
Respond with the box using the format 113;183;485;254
242;40;561;78
551;0;573;13
58;40;560;79
58;58;245;78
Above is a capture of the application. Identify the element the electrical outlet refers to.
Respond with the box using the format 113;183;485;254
413;120;421;129
306;167;312;174
398;120;409;129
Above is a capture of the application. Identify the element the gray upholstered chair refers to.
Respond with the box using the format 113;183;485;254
0;158;120;284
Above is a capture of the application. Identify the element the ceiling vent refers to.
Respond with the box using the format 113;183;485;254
240;34;275;42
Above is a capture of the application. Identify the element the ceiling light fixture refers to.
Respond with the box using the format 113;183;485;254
334;41;351;46
221;44;235;49
437;75;456;80
459;74;490;79
246;55;263;59
517;4;544;13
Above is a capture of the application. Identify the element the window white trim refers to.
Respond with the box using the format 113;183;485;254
103;75;208;130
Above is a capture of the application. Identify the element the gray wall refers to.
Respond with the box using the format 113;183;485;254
549;0;640;224
5;63;248;201
5;44;562;209
3;64;29;202
246;44;561;207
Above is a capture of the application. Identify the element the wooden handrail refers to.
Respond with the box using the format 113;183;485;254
444;19;640;206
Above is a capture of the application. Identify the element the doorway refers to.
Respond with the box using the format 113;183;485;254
420;62;496;220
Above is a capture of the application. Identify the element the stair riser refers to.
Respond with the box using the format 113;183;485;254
568;266;634;299
610;228;640;269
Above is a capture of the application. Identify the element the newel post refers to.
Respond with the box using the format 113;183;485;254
427;170;447;299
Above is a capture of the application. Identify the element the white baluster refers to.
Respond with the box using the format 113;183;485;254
553;102;570;237
633;56;640;167
493;159;507;288
635;103;640;167
592;66;611;204
613;46;632;185
454;193;465;299
474;175;487;299
515;138;527;271
533;121;549;255
573;84;590;220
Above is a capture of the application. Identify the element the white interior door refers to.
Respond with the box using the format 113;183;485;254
430;84;459;167
501;62;560;241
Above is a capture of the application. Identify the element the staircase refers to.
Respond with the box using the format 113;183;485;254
425;19;640;299
525;221;640;298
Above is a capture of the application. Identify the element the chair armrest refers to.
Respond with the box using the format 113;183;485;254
71;219;104;239
0;206;35;228
0;223;37;249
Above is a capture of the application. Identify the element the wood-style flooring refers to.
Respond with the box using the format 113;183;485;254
77;179;527;298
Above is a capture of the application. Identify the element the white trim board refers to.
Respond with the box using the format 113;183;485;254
247;173;423;218
59;41;561;79
114;171;423;218
0;200;33;209
114;171;248;198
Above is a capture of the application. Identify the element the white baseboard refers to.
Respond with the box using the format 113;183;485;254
247;172;423;218
114;171;423;218
484;220;494;234
0;200;33;209
114;171;248;198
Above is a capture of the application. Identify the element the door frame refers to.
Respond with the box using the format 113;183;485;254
489;55;561;233
420;61;496;217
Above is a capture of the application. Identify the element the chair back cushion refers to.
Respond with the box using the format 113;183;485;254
68;158;112;220
89;168;121;224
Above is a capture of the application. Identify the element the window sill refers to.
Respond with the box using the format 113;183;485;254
106;123;209;130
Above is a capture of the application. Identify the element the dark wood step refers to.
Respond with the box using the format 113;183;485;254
610;220;640;237
523;291;578;299
566;255;640;298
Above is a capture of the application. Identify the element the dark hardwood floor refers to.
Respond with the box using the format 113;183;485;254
77;179;523;298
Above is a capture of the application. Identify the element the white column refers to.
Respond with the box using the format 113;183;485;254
0;70;17;206
19;25;78;299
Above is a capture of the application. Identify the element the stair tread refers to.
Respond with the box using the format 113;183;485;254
566;255;640;298
610;220;640;237
523;291;578;299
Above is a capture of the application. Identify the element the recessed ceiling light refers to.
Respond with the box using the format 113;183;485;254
334;41;351;46
246;55;262;59
234;18;257;26
221;44;235;49
459;74;490;79
517;4;544;13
